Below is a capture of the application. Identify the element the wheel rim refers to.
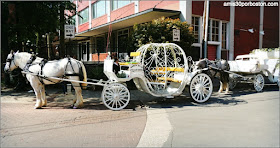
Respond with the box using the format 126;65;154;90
254;74;264;92
102;83;130;110
190;73;213;103
229;78;237;90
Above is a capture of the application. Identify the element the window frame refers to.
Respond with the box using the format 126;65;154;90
78;7;89;25
192;16;200;43
221;22;228;50
111;0;132;11
92;0;106;19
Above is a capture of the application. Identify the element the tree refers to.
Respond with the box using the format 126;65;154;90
130;17;194;55
1;1;76;61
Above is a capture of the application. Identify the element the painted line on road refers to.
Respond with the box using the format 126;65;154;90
137;107;172;147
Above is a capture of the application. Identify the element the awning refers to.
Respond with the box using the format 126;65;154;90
74;8;181;40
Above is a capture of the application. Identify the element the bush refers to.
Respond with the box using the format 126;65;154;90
130;17;195;53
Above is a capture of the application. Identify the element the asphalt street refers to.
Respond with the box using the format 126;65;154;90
1;84;279;147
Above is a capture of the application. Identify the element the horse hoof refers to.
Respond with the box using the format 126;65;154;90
73;106;78;109
34;106;42;109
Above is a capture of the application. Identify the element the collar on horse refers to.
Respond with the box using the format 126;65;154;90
23;53;37;72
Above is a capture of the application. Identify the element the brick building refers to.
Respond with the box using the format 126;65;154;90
69;0;279;62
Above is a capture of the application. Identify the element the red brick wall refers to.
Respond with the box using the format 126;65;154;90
92;14;108;28
77;1;89;12
263;6;279;48
110;3;135;22
78;22;89;33
92;53;108;61
234;6;260;57
192;1;204;16
192;1;230;21
209;1;230;21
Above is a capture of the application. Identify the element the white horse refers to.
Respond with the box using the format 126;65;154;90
4;51;87;109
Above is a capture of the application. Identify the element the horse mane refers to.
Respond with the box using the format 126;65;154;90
14;52;32;69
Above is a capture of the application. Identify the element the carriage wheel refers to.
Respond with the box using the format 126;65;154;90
102;83;130;111
229;77;237;90
189;73;213;103
254;74;264;92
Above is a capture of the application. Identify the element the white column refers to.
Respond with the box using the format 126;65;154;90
229;0;235;60
179;0;192;23
75;0;79;33
259;0;264;49
89;0;92;29
134;0;139;14
107;0;111;22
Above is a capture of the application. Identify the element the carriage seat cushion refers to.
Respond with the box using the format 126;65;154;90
130;52;141;57
157;77;182;83
151;67;185;73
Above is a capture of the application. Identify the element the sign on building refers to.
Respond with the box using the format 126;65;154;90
65;25;75;38
173;29;180;41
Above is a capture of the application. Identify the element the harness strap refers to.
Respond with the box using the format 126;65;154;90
23;53;37;72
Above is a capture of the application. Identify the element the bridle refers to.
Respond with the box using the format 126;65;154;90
5;54;18;71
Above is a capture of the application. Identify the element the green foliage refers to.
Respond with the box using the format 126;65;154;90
130;17;194;53
1;1;76;60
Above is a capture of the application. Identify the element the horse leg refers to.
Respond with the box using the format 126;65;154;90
41;85;47;107
218;81;223;93
26;75;43;109
225;82;229;94
70;78;84;109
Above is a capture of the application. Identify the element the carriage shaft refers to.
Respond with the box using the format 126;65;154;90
21;71;106;86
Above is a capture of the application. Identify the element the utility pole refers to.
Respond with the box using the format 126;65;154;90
59;3;65;58
202;0;209;59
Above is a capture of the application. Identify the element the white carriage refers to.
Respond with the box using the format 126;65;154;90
228;54;280;91
102;43;213;110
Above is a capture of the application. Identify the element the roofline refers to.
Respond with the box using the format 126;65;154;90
76;8;181;36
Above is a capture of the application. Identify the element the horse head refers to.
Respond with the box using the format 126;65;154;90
215;59;230;71
4;50;19;72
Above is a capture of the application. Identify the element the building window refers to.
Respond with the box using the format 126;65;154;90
92;0;106;19
222;22;227;49
78;8;89;25
117;29;129;53
211;20;219;42
192;16;200;43
111;0;131;10
207;19;219;42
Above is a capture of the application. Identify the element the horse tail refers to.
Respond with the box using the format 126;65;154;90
79;61;87;89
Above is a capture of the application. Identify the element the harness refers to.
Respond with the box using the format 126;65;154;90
37;57;84;86
23;53;37;72
6;54;17;70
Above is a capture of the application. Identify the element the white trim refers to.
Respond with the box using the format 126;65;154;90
229;0;235;60
208;41;220;45
89;0;92;29
179;0;186;22
107;0;111;22
134;0;139;14
192;43;202;47
259;0;264;49
217;21;223;59
75;0;79;33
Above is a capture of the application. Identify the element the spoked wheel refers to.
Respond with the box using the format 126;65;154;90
189;73;213;103
229;77;237;90
102;83;130;111
253;74;264;92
